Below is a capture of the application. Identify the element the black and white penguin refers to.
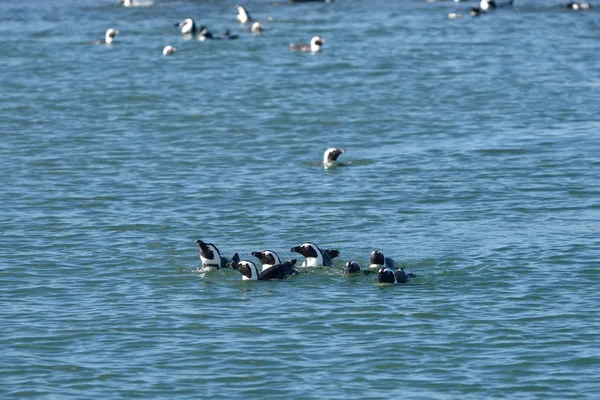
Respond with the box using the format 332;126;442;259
471;7;482;16
236;5;252;24
217;29;239;40
323;148;345;169
196;240;239;269
565;2;592;10
369;250;396;270
480;0;513;11
175;18;197;36
162;45;176;55
345;261;361;274
289;36;324;52
290;242;339;267
251;250;282;272
232;259;298;280
377;267;409;284
250;22;264;34
94;28;119;45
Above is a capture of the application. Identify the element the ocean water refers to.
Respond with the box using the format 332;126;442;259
1;0;600;398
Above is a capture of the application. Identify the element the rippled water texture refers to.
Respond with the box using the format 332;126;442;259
1;0;600;398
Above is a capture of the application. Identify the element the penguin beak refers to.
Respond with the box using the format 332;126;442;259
290;246;300;253
251;251;261;257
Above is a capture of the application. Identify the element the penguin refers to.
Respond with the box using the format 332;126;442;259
323;148;345;169
162;45;176;55
377;267;410;284
196;240;239;269
175;18;197;37
236;5;252;24
250;22;264;34
290;242;339;267
345;261;361;274
232;259;298;280
369;250;396;270
289;36;324;52
94;28;119;45
566;2;592;10
251;250;282;271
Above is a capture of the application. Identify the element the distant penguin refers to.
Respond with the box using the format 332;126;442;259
289;36;324;52
345;261;361;274
250;22;264;34
196;240;240;269
218;29;239;40
323;148;345;169
251;250;282;271
291;242;339;267
236;5;252;24
471;7;482;16
162;45;176;55
369;250;396;270
479;0;496;11
94;28;119;45
377;267;409;284
175;18;197;36
566;2;592;9
197;26;214;40
232;259;298;280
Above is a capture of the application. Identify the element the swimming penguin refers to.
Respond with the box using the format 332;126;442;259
94;28;119;45
232;259;298;280
251;250;282;271
236;5;252;24
480;0;513;11
289;36;324;52
345;261;361;274
197;26;214;40
323;148;345;169
565;2;592;9
217;29;239;40
370;250;396;270
377;267;410;284
250;22;264;34
290;242;339;267
162;45;176;55
196;240;240;269
175;18;197;36
471;7;482;16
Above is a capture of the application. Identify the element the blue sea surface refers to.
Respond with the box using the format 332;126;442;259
1;0;600;398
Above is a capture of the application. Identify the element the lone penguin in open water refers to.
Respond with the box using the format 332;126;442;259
290;36;324;52
94;28;119;45
377;267;410;284
323;148;345;169
232;259;298;280
196;240;239;269
251;250;282;272
291;242;339;267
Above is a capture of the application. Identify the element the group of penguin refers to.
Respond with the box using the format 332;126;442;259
196;239;415;284
443;0;592;19
99;2;327;55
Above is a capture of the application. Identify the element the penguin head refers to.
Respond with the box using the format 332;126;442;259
196;240;222;268
291;242;320;258
177;18;196;35
251;250;281;268
370;250;385;267
323;148;346;168
377;268;397;284
345;261;361;274
232;260;259;280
